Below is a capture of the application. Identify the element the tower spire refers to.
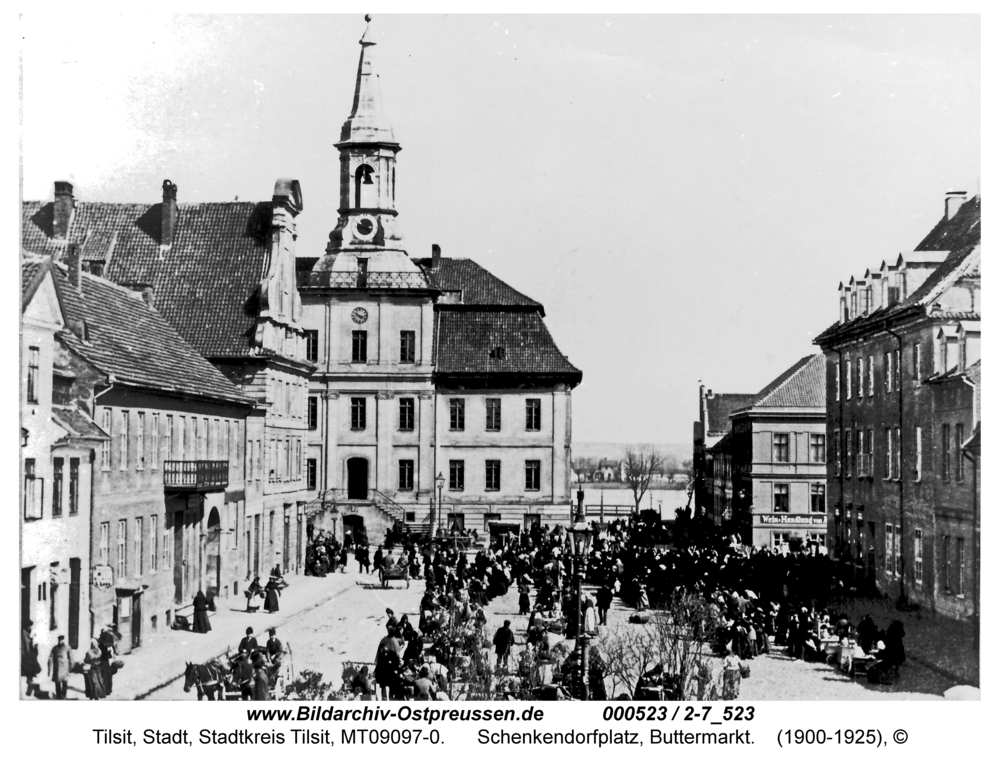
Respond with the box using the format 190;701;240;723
340;15;397;147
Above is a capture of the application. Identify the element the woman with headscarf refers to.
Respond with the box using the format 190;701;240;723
83;639;107;700
192;590;212;633
721;646;743;700
246;576;263;611
263;578;281;613
98;625;117;695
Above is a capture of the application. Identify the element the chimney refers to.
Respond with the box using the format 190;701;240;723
161;179;178;249
53;181;74;240
945;190;968;220
67;243;82;292
431;243;441;270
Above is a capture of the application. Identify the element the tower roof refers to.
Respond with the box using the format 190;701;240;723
338;18;397;147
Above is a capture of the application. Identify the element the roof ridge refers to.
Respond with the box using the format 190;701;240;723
52;259;147;303
750;353;822;408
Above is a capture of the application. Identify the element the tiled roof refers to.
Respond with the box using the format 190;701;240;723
51;264;253;406
21;255;51;309
742;354;825;410
52;406;109;441
815;197;981;345
707;430;735;454
914;196;981;251
434;310;580;379
705;394;756;436
414;258;542;310
22;199;272;358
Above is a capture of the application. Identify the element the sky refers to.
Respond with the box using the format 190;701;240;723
19;13;980;444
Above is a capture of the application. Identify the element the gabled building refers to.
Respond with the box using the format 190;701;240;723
707;354;827;548
21;254;106;659
693;387;756;518
814;191;980;620
32;248;255;651
296;23;581;541
22;176;314;588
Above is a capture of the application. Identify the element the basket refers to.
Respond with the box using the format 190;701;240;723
739;664;751;679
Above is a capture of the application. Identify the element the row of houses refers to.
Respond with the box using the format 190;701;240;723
19;24;581;660
693;192;981;621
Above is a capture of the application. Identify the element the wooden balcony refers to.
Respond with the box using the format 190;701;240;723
163;461;229;492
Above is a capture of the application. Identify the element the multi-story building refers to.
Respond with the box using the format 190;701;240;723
693;386;756;519
296;24;581;541
33;249;255;651
22;177;314;592
21;255;106;659
814;192;980;619
706;354;827;549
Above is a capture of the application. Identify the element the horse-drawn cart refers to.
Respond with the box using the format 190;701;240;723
379;563;410;589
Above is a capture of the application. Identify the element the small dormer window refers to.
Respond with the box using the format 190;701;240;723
489;346;506;360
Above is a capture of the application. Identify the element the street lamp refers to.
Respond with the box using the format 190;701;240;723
569;491;592;700
434;472;445;537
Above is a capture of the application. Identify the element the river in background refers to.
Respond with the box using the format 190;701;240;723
575;486;690;521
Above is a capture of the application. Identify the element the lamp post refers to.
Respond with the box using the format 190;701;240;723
434;472;444;537
569;489;592;700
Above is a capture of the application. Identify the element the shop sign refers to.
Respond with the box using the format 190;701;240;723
757;514;827;526
92;565;113;588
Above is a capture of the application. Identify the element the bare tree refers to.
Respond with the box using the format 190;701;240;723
622;446;665;512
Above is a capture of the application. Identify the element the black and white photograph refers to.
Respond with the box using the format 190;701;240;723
18;11;982;712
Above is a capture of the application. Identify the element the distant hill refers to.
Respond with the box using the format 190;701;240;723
572;442;691;464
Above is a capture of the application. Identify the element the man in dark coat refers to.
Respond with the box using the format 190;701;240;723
232;651;254;700
192;590;212;633
21;620;42;697
98;625;118;695
596;584;613;626
493;620;516;671
266;628;283;667
252;653;270;700
374;631;402;700
239;627;259;656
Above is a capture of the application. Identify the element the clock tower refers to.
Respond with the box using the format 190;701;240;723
310;18;426;286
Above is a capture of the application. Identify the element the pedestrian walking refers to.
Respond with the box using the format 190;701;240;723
192;589;212;633
83;639;107;700
21;620;42;698
246;576;263;611
264;578;281;613
597;584;613;626
47;635;73;699
722;647;743;700
493;620;516;672
98;625;118;696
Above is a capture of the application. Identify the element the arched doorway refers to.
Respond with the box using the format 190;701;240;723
205;507;221;598
347;458;369;500
342;514;366;548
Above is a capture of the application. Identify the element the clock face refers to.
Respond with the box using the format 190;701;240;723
354;215;376;240
351;307;369;324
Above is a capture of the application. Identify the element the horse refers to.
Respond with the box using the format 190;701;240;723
183;659;228;701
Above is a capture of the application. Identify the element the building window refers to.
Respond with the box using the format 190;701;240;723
525;460;541;491
399;398;415;431
914;426;922;480
914;528;923;587
23;459;42;520
486;398;502;432
942;534;951;593
351;330;367;363
809;434;825;463
942;424;951;481
307;397;318;429
885;524;894;576
892;427;900;479
956;423;965;481
400;330;415;363
834;429;841;476
69;458;79;515
884;351;893;393
525;399;541;431
99;522;110;566
845;432;853;478
52;458;63;518
305;330;318;363
398;460;414;491
133;517;143;577
810;483;825;513
956;537;965;596
101;408;112;469
27;346;40;403
116;519;127;579
771;532;791;549
845;356;852;399
306;458;317;491
884;427;892;479
867;355;874;396
856;357;864;399
449;460;465;491
485;460;501;491
351;398;366;430
894;349;901;390
912;342;921;382
449;398;465;431
119;410;129;470
808;532;826;548
136;412;145;469
773;433;789;463
773;484;789;512
151;413;160;469
150;515;158;572
834;363;840;402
